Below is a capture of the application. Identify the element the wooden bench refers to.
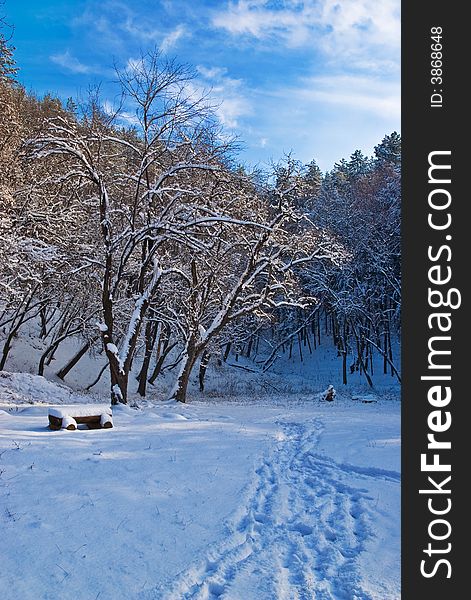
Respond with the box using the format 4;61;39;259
48;405;113;430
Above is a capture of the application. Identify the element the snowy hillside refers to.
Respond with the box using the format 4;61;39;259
1;323;400;403
0;375;400;599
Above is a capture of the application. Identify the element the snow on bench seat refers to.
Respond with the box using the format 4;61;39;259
48;404;113;430
48;404;111;418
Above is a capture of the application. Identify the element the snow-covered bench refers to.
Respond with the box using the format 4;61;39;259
48;404;113;430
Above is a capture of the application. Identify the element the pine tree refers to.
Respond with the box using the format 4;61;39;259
0;28;18;83
305;159;322;192
374;132;401;167
347;149;371;179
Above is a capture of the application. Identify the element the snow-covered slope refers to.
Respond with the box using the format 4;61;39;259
0;323;401;403
0;371;95;406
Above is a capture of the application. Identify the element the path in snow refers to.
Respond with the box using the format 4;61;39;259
146;418;399;600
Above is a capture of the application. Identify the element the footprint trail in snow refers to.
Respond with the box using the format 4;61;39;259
151;418;397;599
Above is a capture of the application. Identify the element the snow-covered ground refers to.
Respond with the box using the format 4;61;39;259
0;374;400;600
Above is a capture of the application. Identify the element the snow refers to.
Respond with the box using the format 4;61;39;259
118;261;163;371
106;342;119;355
112;383;123;401
0;375;400;599
100;413;113;427
0;371;77;405
322;384;336;401
60;415;77;430
48;404;112;418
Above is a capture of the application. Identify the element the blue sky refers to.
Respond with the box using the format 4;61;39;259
5;0;400;171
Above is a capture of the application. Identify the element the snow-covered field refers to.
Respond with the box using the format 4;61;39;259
0;373;400;600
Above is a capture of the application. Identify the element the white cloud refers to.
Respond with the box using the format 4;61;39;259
196;65;228;80
103;99;140;127
212;0;307;47
291;74;400;120
75;3;187;51
50;50;91;74
102;100;115;115
215;95;251;129
212;0;400;70
246;72;399;167
119;111;141;126
120;15;160;42
317;0;400;66
210;1;400;164
196;65;252;128
160;24;187;52
125;57;145;71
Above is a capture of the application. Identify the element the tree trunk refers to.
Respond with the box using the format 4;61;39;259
383;330;389;374
356;339;373;387
387;328;394;376
39;307;48;339
110;365;128;405
102;328;128;405
38;327;82;376
56;337;98;380
148;338;176;385
340;323;348;385
199;351;210;392
38;345;56;376
171;340;197;403
86;362;108;390
0;326;18;371
342;350;347;385
297;332;303;362
223;342;231;362
305;328;312;354
137;319;158;397
0;289;39;371
368;342;374;376
246;337;253;358
101;280;129;404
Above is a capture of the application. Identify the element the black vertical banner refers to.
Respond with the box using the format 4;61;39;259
403;1;466;598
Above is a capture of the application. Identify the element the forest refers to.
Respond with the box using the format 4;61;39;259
1;35;401;405
0;10;403;598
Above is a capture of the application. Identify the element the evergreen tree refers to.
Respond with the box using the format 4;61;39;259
374;132;401;167
0;19;18;83
304;159;322;193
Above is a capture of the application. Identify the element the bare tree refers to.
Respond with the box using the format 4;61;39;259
165;170;344;402
26;52;253;404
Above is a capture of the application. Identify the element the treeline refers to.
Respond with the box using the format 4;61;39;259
0;35;400;403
